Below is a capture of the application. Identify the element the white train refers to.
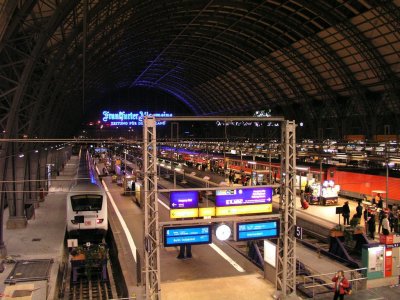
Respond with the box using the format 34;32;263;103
66;148;108;241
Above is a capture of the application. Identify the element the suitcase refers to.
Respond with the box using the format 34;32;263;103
301;200;309;209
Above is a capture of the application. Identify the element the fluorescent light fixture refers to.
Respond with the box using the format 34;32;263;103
296;166;309;171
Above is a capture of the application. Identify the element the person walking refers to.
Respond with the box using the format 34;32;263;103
177;244;192;259
382;213;390;236
342;201;350;225
377;193;384;209
389;210;396;232
356;200;363;218
378;209;385;234
332;270;350;300
363;205;369;235
368;211;376;239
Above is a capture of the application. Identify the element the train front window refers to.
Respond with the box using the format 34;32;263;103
71;195;103;212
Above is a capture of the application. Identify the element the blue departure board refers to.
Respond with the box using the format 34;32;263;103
163;225;212;247
236;220;279;241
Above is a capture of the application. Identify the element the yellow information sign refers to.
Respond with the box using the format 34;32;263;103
199;207;216;217
170;208;199;219
215;204;272;216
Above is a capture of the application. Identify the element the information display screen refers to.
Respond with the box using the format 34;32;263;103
170;190;199;209
163;225;212;247
215;187;272;207
236;220;279;241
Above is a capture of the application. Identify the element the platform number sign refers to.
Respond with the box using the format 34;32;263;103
295;225;303;240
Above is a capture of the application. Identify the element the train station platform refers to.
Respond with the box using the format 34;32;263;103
0;157;77;299
153;163;400;299
100;163;279;300
171;163;376;234
1;155;398;300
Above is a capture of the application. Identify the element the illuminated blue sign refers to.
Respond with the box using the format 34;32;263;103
236;220;279;241
163;225;212;247
170;191;199;209
215;187;273;207
102;110;173;126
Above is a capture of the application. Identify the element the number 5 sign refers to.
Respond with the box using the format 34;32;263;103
294;225;303;239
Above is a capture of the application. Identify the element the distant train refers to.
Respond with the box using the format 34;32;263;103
66;148;108;242
158;146;400;205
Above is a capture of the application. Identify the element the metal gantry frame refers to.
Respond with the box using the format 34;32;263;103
143;116;161;299
143;116;296;299
277;120;297;297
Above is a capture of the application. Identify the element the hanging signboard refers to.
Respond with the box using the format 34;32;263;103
163;225;212;247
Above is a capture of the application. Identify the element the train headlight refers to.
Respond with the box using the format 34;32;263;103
96;218;104;224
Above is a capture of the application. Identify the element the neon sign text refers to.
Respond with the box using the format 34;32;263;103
102;111;173;126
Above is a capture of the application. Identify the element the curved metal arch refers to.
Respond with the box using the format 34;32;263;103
1;0;81;140
196;80;238;114
227;4;340;104
156;66;251;114
83;35;259;100
194;77;242;114
224;66;268;109
23;1;134;138
250;62;289;105
299;0;395;84
262;54;319;122
232;64;271;107
186;18;338;108
195;82;235;114
34;1;133;98
0;1;38;51
70;26;255;92
135;81;200;114
211;69;258;111
205;1;321;44
369;0;400;115
126;1;291;86
195;70;250;114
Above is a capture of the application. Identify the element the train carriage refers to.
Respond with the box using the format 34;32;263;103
66;148;108;242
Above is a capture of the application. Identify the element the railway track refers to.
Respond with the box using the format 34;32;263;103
69;277;112;300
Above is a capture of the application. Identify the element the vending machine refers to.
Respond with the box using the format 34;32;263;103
362;243;385;279
380;234;400;278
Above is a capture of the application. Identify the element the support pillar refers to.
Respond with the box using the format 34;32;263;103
276;120;297;298
143;116;161;299
7;152;27;229
29;151;40;205
39;150;48;191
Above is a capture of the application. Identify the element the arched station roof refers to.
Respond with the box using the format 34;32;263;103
0;0;399;138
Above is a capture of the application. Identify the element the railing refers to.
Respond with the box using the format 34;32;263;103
301;267;367;298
